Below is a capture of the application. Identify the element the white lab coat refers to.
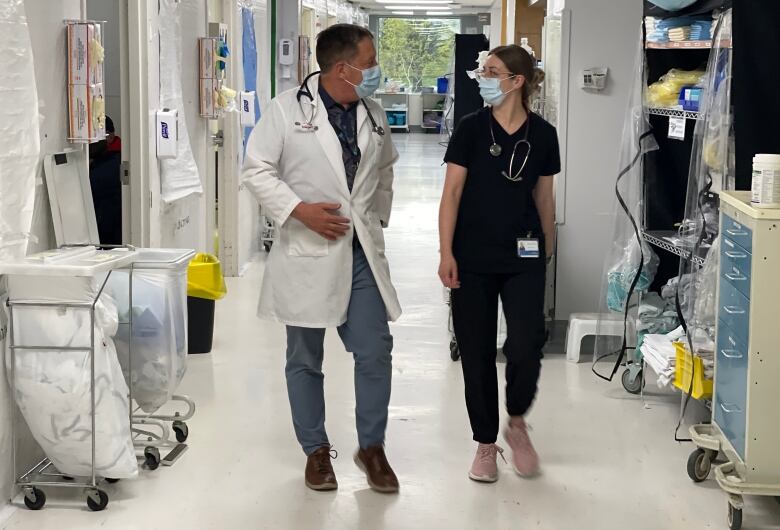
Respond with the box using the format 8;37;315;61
242;78;402;328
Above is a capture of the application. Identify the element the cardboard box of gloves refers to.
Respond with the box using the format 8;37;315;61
67;21;106;143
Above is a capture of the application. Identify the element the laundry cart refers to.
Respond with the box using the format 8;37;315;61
1;246;138;512
687;192;780;530
106;248;196;470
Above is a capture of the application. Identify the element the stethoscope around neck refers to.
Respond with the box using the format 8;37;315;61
488;108;532;182
295;71;385;137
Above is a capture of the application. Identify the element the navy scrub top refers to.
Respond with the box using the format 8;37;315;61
444;107;561;274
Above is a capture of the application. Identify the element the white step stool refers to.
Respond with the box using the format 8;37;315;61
565;313;625;363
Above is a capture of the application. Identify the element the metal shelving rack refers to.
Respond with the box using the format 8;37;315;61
375;92;410;133
642;230;707;266
647;107;701;120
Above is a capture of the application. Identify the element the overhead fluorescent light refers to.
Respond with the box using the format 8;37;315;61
377;0;452;3
383;5;454;9
391;10;415;15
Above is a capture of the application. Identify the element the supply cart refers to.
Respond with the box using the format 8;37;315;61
686;192;780;530
1;246;137;512
107;248;196;470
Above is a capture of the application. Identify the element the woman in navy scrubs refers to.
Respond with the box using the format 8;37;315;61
438;45;560;483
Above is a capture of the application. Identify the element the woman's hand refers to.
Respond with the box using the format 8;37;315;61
439;253;461;289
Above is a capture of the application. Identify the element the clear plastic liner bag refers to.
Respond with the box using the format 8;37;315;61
592;30;659;378
677;10;732;347
108;268;188;414
607;239;660;313
7;295;137;479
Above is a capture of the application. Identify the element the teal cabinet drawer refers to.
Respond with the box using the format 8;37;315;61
722;215;753;254
718;279;750;344
715;394;746;461
721;238;752;299
716;320;749;405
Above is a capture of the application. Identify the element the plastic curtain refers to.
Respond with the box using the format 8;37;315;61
592;30;660;379
676;10;733;347
159;0;204;203
242;6;261;150
0;0;40;498
0;0;40;260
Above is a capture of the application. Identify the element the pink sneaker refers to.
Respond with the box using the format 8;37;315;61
504;418;539;477
468;443;505;483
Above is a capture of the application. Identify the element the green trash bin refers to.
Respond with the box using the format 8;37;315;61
187;253;227;354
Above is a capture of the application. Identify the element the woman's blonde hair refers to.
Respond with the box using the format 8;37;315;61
489;45;545;110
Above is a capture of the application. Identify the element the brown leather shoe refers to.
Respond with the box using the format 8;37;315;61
355;446;399;493
305;447;338;491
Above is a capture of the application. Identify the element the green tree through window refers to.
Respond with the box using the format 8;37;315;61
377;18;459;91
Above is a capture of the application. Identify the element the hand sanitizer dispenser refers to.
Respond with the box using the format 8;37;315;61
156;109;178;159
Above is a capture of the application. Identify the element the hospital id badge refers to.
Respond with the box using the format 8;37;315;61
517;238;540;259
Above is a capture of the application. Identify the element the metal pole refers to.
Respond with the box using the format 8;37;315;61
8;304;18;487
90;304;96;487
128;265;134;427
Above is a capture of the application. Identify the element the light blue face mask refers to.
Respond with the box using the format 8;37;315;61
478;76;518;106
647;0;697;11
345;63;382;99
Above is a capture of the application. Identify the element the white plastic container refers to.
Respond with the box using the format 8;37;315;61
751;154;780;208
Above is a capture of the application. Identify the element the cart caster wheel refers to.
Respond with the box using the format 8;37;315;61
86;489;109;512
687;448;712;483
144;447;161;471
23;487;46;511
621;368;643;395
449;339;460;362
728;503;742;530
264;242;273;252
105;478;120;484
173;421;189;443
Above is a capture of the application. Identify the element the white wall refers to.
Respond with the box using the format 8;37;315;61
555;0;642;317
489;1;503;49
277;0;300;94
155;0;210;252
0;0;82;506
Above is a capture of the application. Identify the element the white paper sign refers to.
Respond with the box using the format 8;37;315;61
668;117;686;141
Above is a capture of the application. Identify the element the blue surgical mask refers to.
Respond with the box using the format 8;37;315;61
478;76;518;106
345;63;382;98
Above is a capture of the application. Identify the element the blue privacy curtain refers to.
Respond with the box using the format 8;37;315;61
242;6;261;150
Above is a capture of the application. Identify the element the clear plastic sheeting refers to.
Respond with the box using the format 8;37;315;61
676;10;732;347
6;285;137;479
593;31;659;380
107;251;191;414
159;0;204;203
0;0;40;260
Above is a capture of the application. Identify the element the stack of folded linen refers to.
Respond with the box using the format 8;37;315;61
669;26;691;42
690;20;713;41
641;327;684;388
646;17;668;43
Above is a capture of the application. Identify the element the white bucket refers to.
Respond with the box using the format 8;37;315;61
751;154;780;208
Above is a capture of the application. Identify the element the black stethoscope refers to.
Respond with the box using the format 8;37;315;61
295;71;385;137
488;109;532;182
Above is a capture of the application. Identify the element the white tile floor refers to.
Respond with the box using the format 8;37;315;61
4;134;780;530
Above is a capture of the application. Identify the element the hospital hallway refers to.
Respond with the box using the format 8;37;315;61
4;134;780;530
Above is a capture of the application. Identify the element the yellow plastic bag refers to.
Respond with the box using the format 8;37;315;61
187;253;227;300
646;69;706;108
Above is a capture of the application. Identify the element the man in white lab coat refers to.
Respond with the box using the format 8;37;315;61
242;24;401;493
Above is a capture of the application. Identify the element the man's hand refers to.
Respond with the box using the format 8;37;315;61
292;202;351;241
